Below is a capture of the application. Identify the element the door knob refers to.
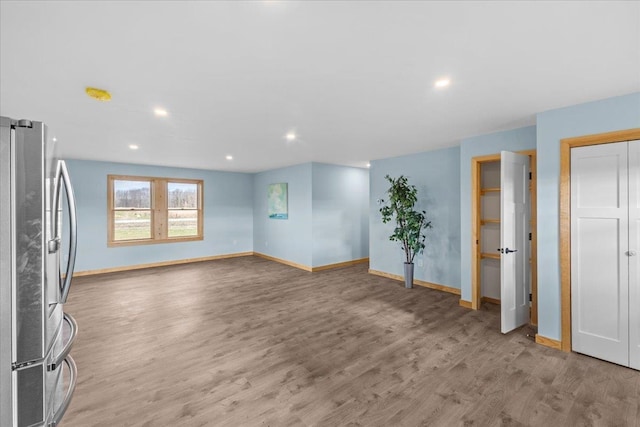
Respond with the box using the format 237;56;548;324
504;248;518;254
626;250;637;256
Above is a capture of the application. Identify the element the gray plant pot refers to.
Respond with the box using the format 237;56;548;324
404;262;414;289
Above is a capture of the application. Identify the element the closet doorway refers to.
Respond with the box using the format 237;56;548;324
560;128;640;370
470;150;538;329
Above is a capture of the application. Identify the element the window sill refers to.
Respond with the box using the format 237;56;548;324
107;236;204;248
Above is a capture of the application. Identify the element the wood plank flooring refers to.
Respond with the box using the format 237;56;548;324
62;256;640;426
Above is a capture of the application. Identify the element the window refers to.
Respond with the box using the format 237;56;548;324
108;175;203;246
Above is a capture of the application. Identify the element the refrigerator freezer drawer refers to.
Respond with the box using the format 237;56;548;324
11;355;77;427
14;362;45;427
48;356;77;427
10;313;77;427
44;357;64;425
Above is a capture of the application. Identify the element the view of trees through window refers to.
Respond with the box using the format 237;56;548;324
109;176;202;244
168;182;198;237
113;180;151;241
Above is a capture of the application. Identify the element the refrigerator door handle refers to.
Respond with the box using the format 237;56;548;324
59;160;77;303
51;160;62;251
48;313;78;371
48;237;61;253
48;355;77;427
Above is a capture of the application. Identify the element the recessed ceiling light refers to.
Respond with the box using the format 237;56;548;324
129;144;139;150
226;155;233;160
154;108;168;117
434;78;451;88
52;137;57;142
285;132;296;141
366;163;371;168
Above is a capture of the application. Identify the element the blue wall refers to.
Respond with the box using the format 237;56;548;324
367;93;639;342
253;163;313;267
68;159;369;273
252;162;369;268
459;126;537;301
312;163;369;267
66;91;640;345
536;92;640;340
66;159;254;272
370;146;461;288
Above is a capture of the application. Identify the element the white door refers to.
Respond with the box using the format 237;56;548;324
500;151;530;334
628;140;640;370
571;142;629;366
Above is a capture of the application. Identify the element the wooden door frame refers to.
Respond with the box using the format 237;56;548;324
471;149;537;327
559;128;640;352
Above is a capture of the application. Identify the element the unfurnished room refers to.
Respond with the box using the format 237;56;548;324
1;1;639;426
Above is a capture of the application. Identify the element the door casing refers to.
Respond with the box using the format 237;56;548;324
470;149;537;326
559;128;640;352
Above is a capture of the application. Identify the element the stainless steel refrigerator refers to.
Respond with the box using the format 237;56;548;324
1;117;78;426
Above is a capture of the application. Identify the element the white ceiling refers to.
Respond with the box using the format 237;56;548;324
1;1;639;173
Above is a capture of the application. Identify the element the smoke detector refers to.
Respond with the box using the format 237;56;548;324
85;87;111;101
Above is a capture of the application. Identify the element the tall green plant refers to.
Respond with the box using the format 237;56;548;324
379;175;432;264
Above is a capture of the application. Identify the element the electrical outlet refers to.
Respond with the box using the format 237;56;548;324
417;259;424;268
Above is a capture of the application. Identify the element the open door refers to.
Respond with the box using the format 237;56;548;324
500;151;530;333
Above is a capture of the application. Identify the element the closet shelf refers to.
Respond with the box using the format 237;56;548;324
481;219;500;225
480;254;533;262
480;187;500;194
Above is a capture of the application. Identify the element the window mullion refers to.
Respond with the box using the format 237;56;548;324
154;179;168;240
108;176;114;243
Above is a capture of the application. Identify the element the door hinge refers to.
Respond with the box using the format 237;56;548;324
476;240;479;244
529;232;532;241
529;172;532;180
529;293;532;302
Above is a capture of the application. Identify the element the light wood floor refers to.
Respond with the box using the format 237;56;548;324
63;256;640;427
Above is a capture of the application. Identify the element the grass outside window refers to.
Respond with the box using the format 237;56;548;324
108;175;203;246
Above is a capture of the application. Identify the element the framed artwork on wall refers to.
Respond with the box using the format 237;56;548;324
268;183;288;219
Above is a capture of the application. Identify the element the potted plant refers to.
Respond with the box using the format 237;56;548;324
379;174;432;288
